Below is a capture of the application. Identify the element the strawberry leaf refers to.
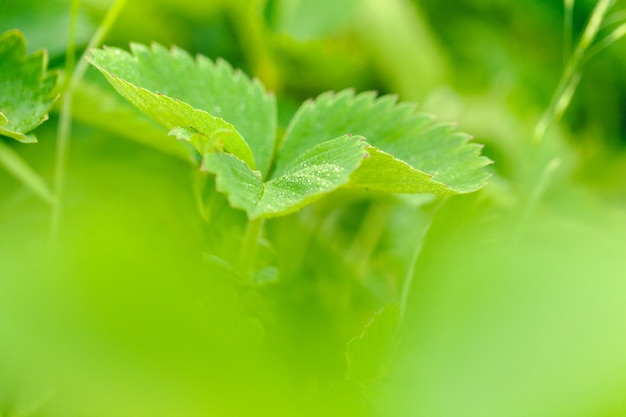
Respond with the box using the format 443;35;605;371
204;135;368;219
71;80;193;161
0;30;58;143
88;43;277;175
89;43;491;219
279;90;491;194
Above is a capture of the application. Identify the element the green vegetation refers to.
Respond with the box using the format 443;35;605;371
1;1;625;416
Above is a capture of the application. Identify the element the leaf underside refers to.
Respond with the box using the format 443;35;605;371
0;29;58;143
88;43;276;176
71;80;193;161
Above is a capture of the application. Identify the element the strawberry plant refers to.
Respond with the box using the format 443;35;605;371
86;42;490;283
1;1;625;417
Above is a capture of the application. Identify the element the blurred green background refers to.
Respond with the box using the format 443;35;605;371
1;0;625;416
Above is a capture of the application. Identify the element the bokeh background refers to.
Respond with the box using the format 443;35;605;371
1;0;625;416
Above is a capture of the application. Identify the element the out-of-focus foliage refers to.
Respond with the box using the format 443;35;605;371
1;0;625;417
0;30;58;143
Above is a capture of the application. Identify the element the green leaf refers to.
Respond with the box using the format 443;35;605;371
204;135;368;219
279;90;491;194
0;29;58;143
346;303;401;383
88;43;277;175
71;80;193;161
89;43;489;219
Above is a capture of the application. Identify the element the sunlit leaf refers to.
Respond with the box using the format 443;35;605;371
204;134;368;218
90;43;490;220
89;43;277;175
279;90;491;194
71;80;193;161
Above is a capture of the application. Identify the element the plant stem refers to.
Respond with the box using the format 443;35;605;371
534;0;615;144
73;0;128;88
0;141;54;204
239;217;265;279
50;0;81;246
192;170;210;222
511;157;562;245
563;0;574;67
523;0;620;243
50;0;128;247
581;22;626;65
347;200;393;278
398;199;445;321
228;1;281;92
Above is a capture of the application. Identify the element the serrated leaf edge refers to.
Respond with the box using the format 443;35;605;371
88;57;257;169
281;89;492;193
0;30;59;143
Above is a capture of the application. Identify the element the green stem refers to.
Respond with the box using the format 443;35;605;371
192;170;210;222
347;200;393;278
239;217;265;279
534;0;615;144
50;0;128;246
563;0;574;67
581;21;626;65
0;141;54;204
50;0;81;245
72;0;128;88
228;1;281;92
525;0;619;245
511;157;562;245
398;198;446;321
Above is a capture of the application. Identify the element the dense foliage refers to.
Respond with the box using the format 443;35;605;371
1;1;625;416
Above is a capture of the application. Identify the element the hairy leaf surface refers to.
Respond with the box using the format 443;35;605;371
0;30;58;143
279;90;491;194
204;135;368;218
89;44;277;175
90;43;491;218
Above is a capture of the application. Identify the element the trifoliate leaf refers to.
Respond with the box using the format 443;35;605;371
204;135;368;219
0;29;58;143
88;43;277;175
279;90;491;194
89;43;490;219
346;303;401;383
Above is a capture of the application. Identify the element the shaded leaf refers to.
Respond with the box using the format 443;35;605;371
279;90;491;194
0;29;58;143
